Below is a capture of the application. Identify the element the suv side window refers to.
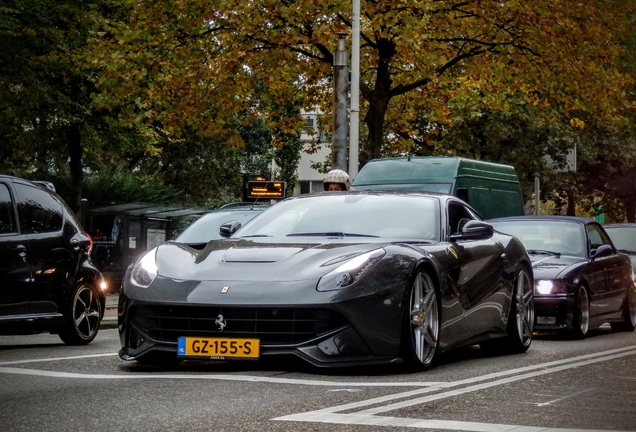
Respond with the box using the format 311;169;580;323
14;183;63;234
0;184;17;234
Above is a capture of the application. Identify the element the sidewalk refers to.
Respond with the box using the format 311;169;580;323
101;293;119;329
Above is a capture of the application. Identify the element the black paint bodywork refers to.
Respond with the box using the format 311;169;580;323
119;192;532;367
491;216;633;332
0;175;105;335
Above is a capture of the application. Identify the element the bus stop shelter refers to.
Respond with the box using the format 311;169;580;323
85;202;208;291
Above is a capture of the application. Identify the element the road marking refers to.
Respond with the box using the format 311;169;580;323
0;352;117;366
273;346;636;432
275;412;634;432
2;345;636;432
1;345;635;390
536;388;596;407
0;365;444;387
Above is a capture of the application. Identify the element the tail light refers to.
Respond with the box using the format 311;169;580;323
86;234;94;256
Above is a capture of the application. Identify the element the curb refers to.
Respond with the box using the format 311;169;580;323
101;292;119;330
101;316;118;330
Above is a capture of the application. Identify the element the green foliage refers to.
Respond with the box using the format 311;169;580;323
4;0;636;222
81;166;179;206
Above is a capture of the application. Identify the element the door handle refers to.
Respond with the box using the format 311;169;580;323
16;244;27;261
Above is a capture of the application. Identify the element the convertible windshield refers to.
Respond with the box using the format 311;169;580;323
605;227;636;253
491;220;585;257
235;194;440;240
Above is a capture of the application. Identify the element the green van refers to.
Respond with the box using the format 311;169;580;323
351;156;525;219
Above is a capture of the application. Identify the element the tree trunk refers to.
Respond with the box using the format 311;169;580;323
363;95;389;161
360;38;395;163
624;198;636;223
566;189;576;216
67;123;84;218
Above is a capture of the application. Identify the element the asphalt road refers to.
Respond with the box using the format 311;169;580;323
1;322;635;432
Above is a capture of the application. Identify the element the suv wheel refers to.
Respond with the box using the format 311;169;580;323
59;283;102;345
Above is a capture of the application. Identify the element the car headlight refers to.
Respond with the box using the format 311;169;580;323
535;279;568;295
130;248;158;288
317;249;385;292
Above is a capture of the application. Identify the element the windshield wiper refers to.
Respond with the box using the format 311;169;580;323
617;249;636;254
526;249;561;257
287;232;379;238
240;234;272;238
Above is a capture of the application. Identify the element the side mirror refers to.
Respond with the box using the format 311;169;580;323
591;244;613;259
450;220;494;242
219;221;242;238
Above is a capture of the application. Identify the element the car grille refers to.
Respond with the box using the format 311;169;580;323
130;304;348;346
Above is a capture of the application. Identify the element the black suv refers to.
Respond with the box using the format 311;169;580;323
0;175;106;344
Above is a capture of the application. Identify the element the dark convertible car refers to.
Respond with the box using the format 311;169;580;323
119;192;534;369
490;216;636;338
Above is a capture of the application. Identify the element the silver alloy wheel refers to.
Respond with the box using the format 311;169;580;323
577;285;590;336
410;272;439;366
628;287;636;327
514;269;534;346
71;284;101;340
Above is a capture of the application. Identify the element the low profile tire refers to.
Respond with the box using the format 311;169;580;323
610;285;636;332
59;283;102;345
402;271;440;370
571;285;590;339
480;268;534;354
505;268;534;353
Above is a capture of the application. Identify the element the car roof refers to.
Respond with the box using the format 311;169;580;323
293;190;455;201
0;174;58;193
489;215;594;224
604;223;636;228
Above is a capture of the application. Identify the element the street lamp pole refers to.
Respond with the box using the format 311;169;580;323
348;0;360;178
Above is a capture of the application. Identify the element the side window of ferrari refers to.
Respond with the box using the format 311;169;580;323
0;183;17;234
448;202;474;234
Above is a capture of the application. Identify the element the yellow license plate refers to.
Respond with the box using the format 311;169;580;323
177;337;260;359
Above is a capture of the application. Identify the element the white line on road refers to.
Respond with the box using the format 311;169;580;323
272;346;636;432
0;352;117;366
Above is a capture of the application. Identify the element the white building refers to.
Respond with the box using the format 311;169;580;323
291;110;331;195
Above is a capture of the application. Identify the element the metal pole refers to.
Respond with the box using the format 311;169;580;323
534;175;541;215
348;0;360;178
332;32;349;171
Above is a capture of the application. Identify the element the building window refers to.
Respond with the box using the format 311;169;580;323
303;116;315;131
300;180;324;194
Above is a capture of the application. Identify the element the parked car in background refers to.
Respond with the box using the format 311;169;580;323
604;223;636;274
351;156;525;218
490;216;636;338
119;191;534;370
0;174;107;344
174;202;270;248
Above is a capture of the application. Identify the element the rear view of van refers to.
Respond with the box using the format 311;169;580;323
351;156;525;219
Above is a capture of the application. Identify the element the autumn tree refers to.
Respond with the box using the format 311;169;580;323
93;0;636;173
0;0;145;212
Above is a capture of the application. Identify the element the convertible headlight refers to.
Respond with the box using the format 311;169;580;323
130;248;158;288
535;279;568;295
317;249;385;292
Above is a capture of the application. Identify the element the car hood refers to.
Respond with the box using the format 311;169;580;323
530;254;583;279
153;238;388;282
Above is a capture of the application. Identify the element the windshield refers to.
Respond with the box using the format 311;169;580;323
235;194;440;240
176;210;263;243
491;220;586;257
605;227;636;253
